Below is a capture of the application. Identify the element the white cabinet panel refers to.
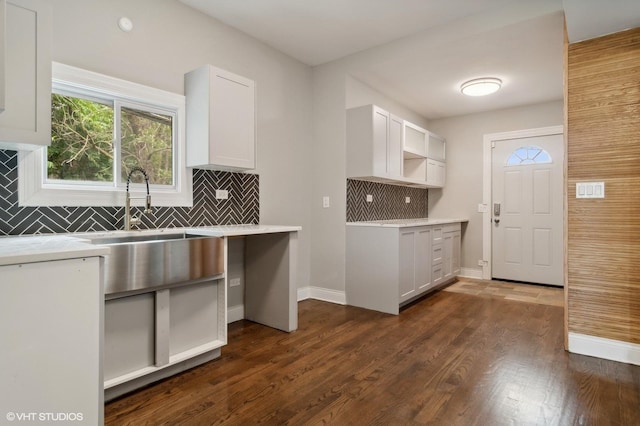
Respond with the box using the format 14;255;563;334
104;293;155;381
426;159;446;188
427;132;446;161
347;104;404;181
185;64;256;170
0;257;103;424
346;223;460;315
0;0;51;150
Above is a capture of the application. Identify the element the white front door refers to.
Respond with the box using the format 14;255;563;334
491;134;564;286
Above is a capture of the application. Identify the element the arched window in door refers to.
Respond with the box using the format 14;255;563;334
506;146;552;166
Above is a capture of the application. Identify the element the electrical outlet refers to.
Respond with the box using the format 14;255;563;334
366;194;373;202
405;197;411;203
229;278;241;287
323;196;330;208
216;189;229;200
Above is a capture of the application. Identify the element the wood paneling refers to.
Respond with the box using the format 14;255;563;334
567;27;640;344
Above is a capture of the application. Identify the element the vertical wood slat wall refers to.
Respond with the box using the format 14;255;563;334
566;27;640;344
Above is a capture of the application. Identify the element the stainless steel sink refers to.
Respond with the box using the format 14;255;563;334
85;232;224;296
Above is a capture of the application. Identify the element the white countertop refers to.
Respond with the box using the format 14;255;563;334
346;218;467;228
0;235;110;266
0;225;301;266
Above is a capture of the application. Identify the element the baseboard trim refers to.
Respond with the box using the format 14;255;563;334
298;286;346;305
568;332;640;366
459;267;483;279
227;305;245;324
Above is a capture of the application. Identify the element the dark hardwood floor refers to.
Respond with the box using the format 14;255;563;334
105;289;640;425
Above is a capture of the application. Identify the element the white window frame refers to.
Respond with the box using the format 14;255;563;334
18;62;193;207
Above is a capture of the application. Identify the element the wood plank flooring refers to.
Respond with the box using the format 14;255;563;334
443;278;564;307
105;286;640;425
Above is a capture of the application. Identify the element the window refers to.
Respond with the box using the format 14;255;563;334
506;146;552;166
19;63;192;207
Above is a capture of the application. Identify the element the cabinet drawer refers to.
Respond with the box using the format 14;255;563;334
432;263;444;283
443;223;461;233
432;227;443;244
432;244;443;265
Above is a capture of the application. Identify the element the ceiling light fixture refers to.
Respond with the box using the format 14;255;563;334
460;77;502;96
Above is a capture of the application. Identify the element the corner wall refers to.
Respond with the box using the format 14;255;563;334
566;27;640;361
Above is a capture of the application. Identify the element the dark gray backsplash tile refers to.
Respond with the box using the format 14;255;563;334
0;149;259;235
346;179;428;222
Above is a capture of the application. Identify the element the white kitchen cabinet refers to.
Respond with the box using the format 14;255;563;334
426;158;446;188
347;104;403;181
399;227;432;303
0;0;52;150
427;132;446;161
443;225;461;281
104;278;226;401
185;64;256;171
0;256;104;425
346;222;461;315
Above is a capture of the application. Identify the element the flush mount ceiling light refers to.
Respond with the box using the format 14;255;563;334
460;78;502;96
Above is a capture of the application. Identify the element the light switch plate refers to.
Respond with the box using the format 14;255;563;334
576;182;604;198
229;278;241;287
405;197;411;203
322;196;330;208
215;189;229;200
366;194;373;202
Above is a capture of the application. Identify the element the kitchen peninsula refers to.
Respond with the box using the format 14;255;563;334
0;225;300;424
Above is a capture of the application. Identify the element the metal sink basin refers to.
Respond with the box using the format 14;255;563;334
85;232;224;296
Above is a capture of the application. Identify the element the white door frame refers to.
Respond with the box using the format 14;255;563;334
482;125;564;280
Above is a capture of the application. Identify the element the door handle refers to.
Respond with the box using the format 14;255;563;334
494;218;500;224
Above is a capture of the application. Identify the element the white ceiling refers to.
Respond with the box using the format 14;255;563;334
179;0;640;119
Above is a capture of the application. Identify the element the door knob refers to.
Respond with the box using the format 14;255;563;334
494;218;500;224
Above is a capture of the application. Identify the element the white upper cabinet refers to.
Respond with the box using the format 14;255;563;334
347;104;447;188
347;104;403;181
426;158;446;188
427;132;446;162
403;121;427;158
185;64;256;171
0;0;52;150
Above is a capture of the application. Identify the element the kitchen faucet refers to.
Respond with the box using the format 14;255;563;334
125;167;152;231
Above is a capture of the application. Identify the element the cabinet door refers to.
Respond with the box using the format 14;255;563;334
426;159;446;187
0;0;51;149
427;133;446;161
443;233;453;280
452;231;461;275
185;65;255;170
388;114;404;178
403;121;427;157
399;230;416;302
372;106;390;176
415;227;432;292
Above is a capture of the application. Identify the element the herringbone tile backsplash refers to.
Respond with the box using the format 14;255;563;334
0;150;259;236
346;179;428;222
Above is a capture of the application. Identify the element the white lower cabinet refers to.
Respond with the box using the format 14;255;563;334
347;222;461;315
0;257;103;425
104;278;225;400
399;227;432;303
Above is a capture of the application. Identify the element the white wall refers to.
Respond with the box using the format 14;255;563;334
50;0;314;288
427;100;564;274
